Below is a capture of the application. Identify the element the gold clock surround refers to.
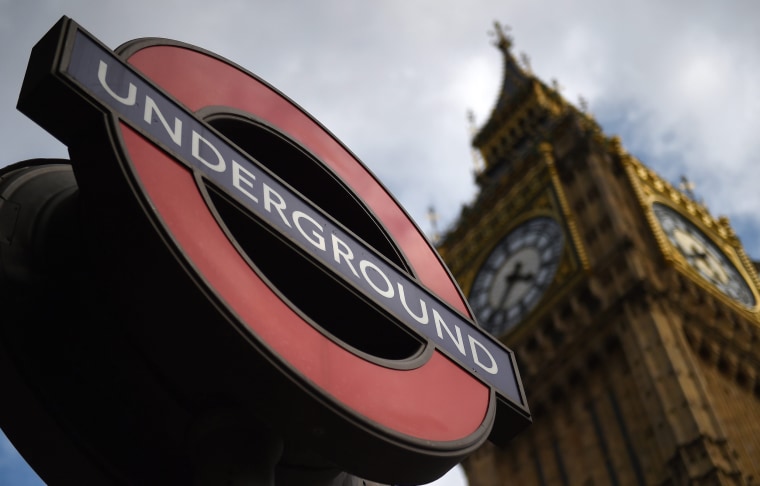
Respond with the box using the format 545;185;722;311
621;150;760;315
440;144;589;341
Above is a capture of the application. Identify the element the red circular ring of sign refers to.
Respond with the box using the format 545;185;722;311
118;43;490;445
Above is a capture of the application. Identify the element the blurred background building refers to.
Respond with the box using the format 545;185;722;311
438;24;760;486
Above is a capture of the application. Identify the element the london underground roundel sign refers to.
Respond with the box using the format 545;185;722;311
17;17;530;483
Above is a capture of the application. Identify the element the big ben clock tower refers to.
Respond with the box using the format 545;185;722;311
438;23;760;485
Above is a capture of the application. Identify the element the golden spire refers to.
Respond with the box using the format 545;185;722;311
467;109;485;174
678;175;696;201
519;52;533;74
427;205;441;244
489;21;513;52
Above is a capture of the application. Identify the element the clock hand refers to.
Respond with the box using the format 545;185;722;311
498;262;535;309
686;243;728;284
688;244;707;261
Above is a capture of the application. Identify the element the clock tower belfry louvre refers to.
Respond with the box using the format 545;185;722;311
437;23;760;486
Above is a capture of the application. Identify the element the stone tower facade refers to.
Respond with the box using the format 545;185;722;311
438;24;760;485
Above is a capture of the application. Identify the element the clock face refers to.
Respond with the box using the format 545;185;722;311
653;203;755;308
469;217;564;336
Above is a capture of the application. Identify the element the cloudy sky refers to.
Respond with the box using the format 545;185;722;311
1;0;758;485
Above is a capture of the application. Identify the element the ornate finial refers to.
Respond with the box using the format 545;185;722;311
679;175;696;201
489;21;513;51
466;109;485;174
578;95;589;113
427;206;441;243
519;52;532;73
467;109;477;128
718;215;737;240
